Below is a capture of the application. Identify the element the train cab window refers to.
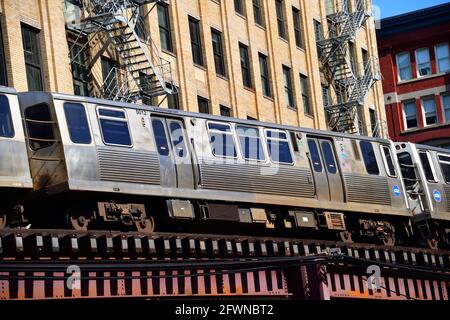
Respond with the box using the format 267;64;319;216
419;151;437;182
169;121;187;158
360;141;380;175
321;141;337;174
64;103;91;144
381;145;397;177
25;103;55;150
266;130;293;164
308;139;323;172
398;152;418;190
236;126;265;161
438;155;450;184
98;107;132;147
152;119;170;156
0;95;14;138
207;122;237;158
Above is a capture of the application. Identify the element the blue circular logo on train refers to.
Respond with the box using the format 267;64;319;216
433;190;442;203
393;185;401;197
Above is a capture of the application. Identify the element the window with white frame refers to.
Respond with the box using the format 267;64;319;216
415;48;432;77
422;96;437;126
396;52;412;81
403;100;417;129
435;43;450;73
443;94;450;123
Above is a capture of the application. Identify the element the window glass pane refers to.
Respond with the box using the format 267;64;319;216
152;119;169;156
321;141;337;174
236;126;265;161
98;108;126;118
275;0;286;39
382;146;396;177
267;139;292;164
403;101;418;129
266;130;287;139
169;122;186;158
416;48;431;76
444;95;450;123
398;152;418;189
422;97;437;125
397;52;411;80
100;119;131;146
253;0;264;26
64;103;91;144
436;43;450;73
0;95;14;138
308;139;322;172
360;141;380;175
25;104;55;150
208;123;237;158
157;4;173;52
419;152;435;182
438;155;450;183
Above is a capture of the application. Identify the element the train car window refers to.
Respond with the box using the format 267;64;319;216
207;122;237;158
419;151;437;182
169;121;187;158
64;103;91;144
321;141;337;174
0;95;14;138
438;155;450;184
360;141;380;175
381;145;397;177
266;129;293;164
308;139;323;172
25;104;55;150
152;119;170;156
236;126;265;161
398;152;418;190
98;107;132;147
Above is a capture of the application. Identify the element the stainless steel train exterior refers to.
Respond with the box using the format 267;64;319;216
0;86;32;228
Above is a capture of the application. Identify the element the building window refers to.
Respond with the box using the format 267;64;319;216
396;52;412;81
348;42;357;75
360;141;380;175
21;24;43;91
325;0;335;15
402;100;417;129
322;85;330;107
135;6;148;41
167;84;180;109
0;95;14;138
69;43;89;96
157;3;173;53
101;57;118;95
258;53;271;98
422;96;437;126
362;48;369;73
300;74;311;115
64;103;91;144
292;7;303;48
211;29;226;77
415;48;432;77
0;16;7;86
275;0;286;39
282;66;294;108
208;122;237;158
443;94;450;123
220;105;231;117
234;0;245;16
435;43;450;73
314;20;323;57
370;108;378;137
253;0;264;27
188;17;204;67
198;96;210;114
98;108;132;147
239;43;252;88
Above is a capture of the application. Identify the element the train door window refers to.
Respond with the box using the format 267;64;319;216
64;102;91;144
381;145;397;177
360;141;380;175
265;129;293;164
168;121;187;158
419;151;437;182
438;155;450;184
25;104;55;150
207;122;237;158
321;141;337;174
0;95;14;138
236;125;265;161
152;119;170;156
97;107;132;147
398;152;418;190
308;139;323;172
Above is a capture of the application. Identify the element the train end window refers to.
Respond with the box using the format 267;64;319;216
438;155;450;184
98;107;132;147
0;95;14;138
64;103;91;144
207;122;237;158
236;125;265;161
360;141;380;175
419;151;437;182
381;145;397;177
266;129;294;164
25;103;55;151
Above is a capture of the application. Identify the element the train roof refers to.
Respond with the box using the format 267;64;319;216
0;86;17;94
415;144;450;155
23;90;391;144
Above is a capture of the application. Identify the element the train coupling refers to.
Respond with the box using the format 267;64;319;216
98;202;147;226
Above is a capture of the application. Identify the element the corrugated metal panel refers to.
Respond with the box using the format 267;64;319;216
344;174;391;206
443;185;450;212
97;148;160;185
199;158;315;198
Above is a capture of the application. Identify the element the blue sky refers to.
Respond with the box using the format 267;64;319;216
373;0;449;18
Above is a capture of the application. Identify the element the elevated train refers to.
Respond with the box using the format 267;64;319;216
0;86;449;248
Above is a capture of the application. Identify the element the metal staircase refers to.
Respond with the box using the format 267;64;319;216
68;0;175;103
318;0;381;134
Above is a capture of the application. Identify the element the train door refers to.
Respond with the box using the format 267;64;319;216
307;137;344;202
151;117;194;189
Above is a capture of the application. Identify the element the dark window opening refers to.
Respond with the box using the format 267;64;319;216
234;0;245;16
98;108;131;146
167;84;180;109
259;53;271;98
0;95;14;138
239;43;252;88
321;141;337;174
237;126;265;161
157;3;173;52
220;105;231;117
266;130;293;164
419;151;436;182
283;66;294;108
22;24;43;91
25;104;55;150
189;17;204;66
198;96;210;114
308;139;323;172
438;155;450;184
314;20;323;57
152;119;170;156
382;145;396;177
398;152;418;190
300;74;311;115
275;0;286;39
208;122;237;158
292;7;303;48
211;29;226;77
253;0;264;26
69;43;89;97
64;103;91;144
360;141;380;175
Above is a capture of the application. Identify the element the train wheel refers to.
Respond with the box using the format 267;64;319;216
135;216;154;233
339;231;354;243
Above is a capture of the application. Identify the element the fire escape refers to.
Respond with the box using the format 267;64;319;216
68;0;175;103
318;0;381;134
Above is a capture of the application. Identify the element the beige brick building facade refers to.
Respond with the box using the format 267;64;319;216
0;0;386;136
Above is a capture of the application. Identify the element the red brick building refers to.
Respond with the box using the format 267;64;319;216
377;3;450;149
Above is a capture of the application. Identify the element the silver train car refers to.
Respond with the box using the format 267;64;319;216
0;89;448;247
